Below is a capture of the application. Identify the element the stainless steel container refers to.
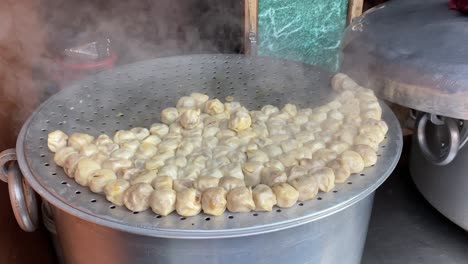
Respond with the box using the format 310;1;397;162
341;0;468;230
0;55;402;264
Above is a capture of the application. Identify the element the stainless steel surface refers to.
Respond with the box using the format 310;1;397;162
416;113;460;165
411;130;468;231
7;162;38;232
51;195;373;264
363;158;468;264
15;54;402;239
342;0;468;120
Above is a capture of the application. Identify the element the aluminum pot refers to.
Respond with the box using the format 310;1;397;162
0;55;402;264
410;112;468;231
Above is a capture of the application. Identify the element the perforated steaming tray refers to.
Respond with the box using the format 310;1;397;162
17;55;402;238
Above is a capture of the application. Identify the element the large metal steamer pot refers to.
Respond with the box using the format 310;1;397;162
0;55;402;264
340;0;468;231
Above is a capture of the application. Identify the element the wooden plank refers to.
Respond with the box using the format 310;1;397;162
348;0;364;24
244;0;258;55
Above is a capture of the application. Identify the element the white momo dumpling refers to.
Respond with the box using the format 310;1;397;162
111;148;135;160
176;141;194;156
89;169;117;193
282;103;297;117
271;183;299;208
242;161;263;187
251;123;269;138
224;101;242;113
169;122;183;134
150;188;176;216
113;131;136;144
123;183;154;212
104;179;130;206
354;133;380;151
130;127;150;141
63;153;84;177
190;93;209;108
302;140;326;155
281;139;302;153
226;186;255;213
327;141;351;154
80;144;99;157
95;134;113;146
54;147;77;167
204;99;225;115
221;163;244;179
74;158;101;186
120;139;140;151
287;165;308;181
247;149;269;163
289;175;319;201
212;146;231;159
176;188;202;217
327;158;351;183
68;133;94;151
261;167;287;186
141;135;162;146
294;131;315;144
134;143;158;159
335;126;358;145
250;111;269;123
278;152;299;167
226;151;247;164
150;123;169;137
340;150;365;174
309;111;327;123
252;184;277;211
158;164;178;179
264;160;285;171
200;167;223;179
117;167;141;180
158;139;180;153
194;176;220;192
361;109;382;120
201;187;228;216
229;109;252;132
161;107;180;125
237;129;257;145
181;165;201;180
179;109;201;129
165;155;187;168
97;142;119;155
263;144;283;158
352;144;377;167
310;167;335;192
313;148;337;163
203;126;220;137
151;176;174;190
321;119;342;133
261;105;279;116
176;96;197;112
47;130;68;152
293;114;309;125
328;109;344;121
220;136;240;150
131;170;158;185
102;158;133;172
218;176;245;191
216;129;236;139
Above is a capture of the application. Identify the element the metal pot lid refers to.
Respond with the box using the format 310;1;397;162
17;55;402;238
342;0;468;119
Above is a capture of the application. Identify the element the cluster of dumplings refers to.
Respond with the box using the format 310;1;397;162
47;73;388;217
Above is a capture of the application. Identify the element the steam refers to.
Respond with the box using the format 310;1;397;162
0;0;243;149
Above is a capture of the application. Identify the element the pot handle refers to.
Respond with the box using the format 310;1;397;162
416;113;460;166
0;149;38;232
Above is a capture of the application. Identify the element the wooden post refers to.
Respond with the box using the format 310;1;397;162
244;0;258;55
348;0;364;24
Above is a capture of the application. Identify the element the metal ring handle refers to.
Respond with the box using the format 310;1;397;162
417;113;460;166
0;149;38;232
0;149;17;183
